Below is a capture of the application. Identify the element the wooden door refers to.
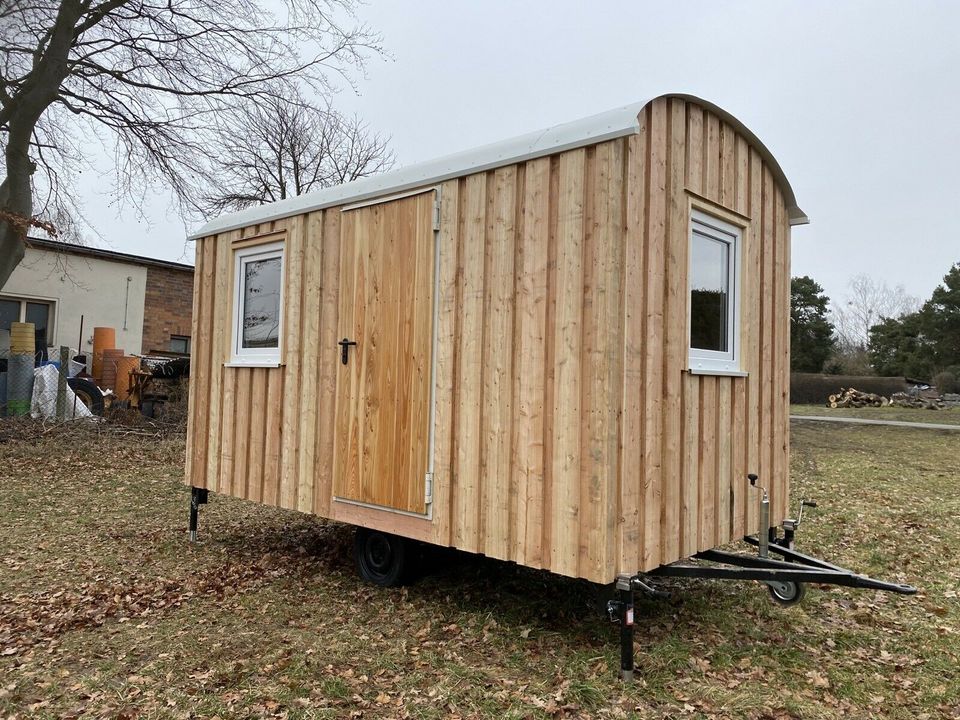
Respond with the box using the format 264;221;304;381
333;190;436;515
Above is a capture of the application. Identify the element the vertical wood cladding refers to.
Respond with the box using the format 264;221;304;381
186;98;793;584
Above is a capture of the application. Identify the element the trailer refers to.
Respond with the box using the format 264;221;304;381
185;93;914;678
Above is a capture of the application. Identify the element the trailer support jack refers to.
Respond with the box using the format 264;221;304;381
609;576;671;682
189;487;209;542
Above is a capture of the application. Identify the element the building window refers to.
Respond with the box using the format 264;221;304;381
688;209;740;373
231;241;284;365
169;335;191;354
0;296;54;349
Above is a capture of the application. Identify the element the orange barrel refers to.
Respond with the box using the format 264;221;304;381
113;356;140;400
10;322;35;356
92;327;116;381
100;348;124;390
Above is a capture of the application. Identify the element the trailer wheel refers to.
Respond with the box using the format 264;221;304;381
354;528;409;587
67;377;104;415
767;580;806;607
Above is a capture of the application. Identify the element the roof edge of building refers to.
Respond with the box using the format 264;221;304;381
189;92;806;240
24;236;194;272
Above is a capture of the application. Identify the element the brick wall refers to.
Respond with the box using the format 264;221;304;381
142;265;194;354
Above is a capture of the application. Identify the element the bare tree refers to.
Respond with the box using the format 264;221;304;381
204;92;395;214
831;274;920;350
0;0;382;286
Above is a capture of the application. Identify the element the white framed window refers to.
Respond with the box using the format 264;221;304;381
0;295;55;347
169;335;191;354
688;209;741;374
231;241;284;365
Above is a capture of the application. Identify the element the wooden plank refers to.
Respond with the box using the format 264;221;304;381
704;111;721;203
314;209;340;516
206;230;234;497
660;97;686;564
735;134;750;217
279;217;305;509
781;211;793;522
641;100;666;571
697;376;717;552
618;129;647;575
407;192;434;514
232;368;252;498
759;166;775;527
680;373;699;556
716;376;732;546
513;158;549;567
293;212;324;512
433;180;461;546
184;237;205;487
333;207;361;505
263;369;283;506
452;174;486;552
480;166;516;560
745;148;764;535
218;368;236;495
720;122;736;208
247;367;267;504
579;139;624;581
731;126;751;539
540;157;560;570
549;147;585;577
685;104;704;195
731;377;747;539
364;200;391;507
774;191;791;522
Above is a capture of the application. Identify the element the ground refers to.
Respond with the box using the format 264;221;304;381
0;418;958;719
790;403;960;426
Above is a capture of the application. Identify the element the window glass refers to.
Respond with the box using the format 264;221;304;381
25;302;49;346
241;257;282;349
689;232;730;352
0;299;19;332
169;335;190;354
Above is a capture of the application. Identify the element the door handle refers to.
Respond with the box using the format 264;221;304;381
338;337;357;365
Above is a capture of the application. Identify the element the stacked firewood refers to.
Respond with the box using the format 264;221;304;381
827;388;889;408
889;392;945;410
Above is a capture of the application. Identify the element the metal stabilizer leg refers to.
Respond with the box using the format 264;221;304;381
608;577;636;682
189;487;208;542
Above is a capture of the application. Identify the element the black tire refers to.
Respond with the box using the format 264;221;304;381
354;528;409;587
767;580;806;607
67;377;104;415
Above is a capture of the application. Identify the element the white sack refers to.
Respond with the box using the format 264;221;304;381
30;364;94;420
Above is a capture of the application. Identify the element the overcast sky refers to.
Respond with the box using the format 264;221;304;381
79;0;960;308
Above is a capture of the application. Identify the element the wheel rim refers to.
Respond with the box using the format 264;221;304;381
365;535;394;576
74;389;93;410
769;581;796;600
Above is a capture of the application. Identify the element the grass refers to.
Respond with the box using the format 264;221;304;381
791;402;960;425
0;419;958;718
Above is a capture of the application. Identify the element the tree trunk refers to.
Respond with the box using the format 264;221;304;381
0;0;85;289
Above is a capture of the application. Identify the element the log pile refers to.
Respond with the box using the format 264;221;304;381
827;388;888;408
888;392;945;410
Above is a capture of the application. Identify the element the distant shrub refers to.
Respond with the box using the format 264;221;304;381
933;371;959;394
790;373;909;405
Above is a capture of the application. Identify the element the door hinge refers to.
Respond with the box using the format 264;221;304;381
424;472;434;504
432;200;441;231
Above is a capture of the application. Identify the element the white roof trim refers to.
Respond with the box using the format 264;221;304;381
189;93;805;240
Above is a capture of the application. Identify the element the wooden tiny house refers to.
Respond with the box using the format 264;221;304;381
186;93;807;585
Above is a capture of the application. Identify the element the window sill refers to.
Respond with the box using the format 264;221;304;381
224;361;284;369
686;367;748;378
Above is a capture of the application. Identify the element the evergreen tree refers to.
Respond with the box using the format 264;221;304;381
790;276;836;373
867;262;960;379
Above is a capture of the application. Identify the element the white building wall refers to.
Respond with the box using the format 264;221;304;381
0;246;148;363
